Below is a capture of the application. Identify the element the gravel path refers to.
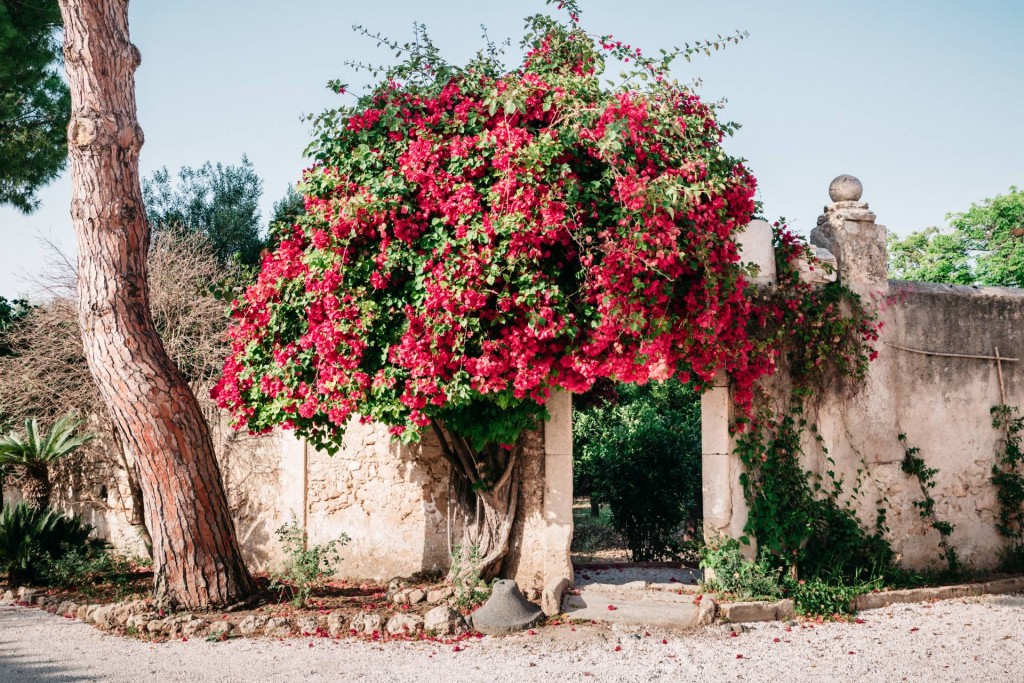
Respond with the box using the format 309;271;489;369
2;595;1024;682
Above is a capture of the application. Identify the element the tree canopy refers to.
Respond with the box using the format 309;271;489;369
889;187;1024;288
142;156;266;267
213;6;763;450
0;0;69;213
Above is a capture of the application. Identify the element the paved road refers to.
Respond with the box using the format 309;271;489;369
2;595;1023;682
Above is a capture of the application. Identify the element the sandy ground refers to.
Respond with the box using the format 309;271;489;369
2;595;1024;682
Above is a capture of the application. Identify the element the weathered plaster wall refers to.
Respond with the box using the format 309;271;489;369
707;178;1024;571
809;281;1024;569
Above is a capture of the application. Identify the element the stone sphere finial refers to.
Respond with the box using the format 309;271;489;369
829;174;863;202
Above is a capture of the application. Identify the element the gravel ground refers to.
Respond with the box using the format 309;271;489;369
2;595;1024;682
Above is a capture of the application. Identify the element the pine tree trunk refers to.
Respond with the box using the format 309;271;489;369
58;0;252;608
431;420;521;581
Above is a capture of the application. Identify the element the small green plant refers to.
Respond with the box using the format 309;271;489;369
270;520;348;607
40;547;135;593
700;537;784;600
700;537;882;617
787;579;863;617
990;404;1024;570
0;503;101;585
449;545;490;608
899;434;961;575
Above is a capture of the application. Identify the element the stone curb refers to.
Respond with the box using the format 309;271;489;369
718;598;794;624
851;576;1024;611
716;576;1024;625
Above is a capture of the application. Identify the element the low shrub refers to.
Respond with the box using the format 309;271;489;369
700;537;784;600
574;379;701;561
788;579;861;617
701;536;884;616
40;547;138;597
0;503;101;586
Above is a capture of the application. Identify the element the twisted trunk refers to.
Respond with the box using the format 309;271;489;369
18;466;51;511
431;420;521;581
58;0;252;608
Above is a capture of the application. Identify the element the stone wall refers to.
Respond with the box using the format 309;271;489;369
705;176;1024;570
25;394;573;592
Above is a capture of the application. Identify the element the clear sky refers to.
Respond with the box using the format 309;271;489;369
1;0;1021;299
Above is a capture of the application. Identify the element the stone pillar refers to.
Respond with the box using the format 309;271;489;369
278;430;307;538
736;218;777;285
542;389;574;587
701;372;753;559
810;175;889;297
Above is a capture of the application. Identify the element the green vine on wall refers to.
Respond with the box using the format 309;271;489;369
990;404;1024;570
733;221;896;583
898;434;961;575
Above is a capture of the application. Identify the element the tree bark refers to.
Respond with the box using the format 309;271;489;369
431;420;521;581
58;0;252;608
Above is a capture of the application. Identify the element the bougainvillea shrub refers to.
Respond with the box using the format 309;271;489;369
212;6;764;451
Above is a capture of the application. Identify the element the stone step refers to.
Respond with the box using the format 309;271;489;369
561;588;701;628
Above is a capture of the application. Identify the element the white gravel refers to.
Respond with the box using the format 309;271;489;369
2;595;1024;682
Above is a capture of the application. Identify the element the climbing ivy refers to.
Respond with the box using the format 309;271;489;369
899;434;961;575
733;222;895;583
990;404;1024;570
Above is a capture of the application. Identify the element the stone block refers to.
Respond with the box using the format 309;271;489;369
702;453;736;535
265;617;294;638
774;599;795;621
696;594;718;625
237;615;269;637
208;621;234;639
326;611;347;637
736;219;776;285
350;612;383;635
385;613;423;635
541;576;570;617
720;601;778;623
424;606;467;636
700;387;732;456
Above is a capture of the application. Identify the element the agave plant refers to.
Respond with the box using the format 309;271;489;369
0;415;94;510
0;502;99;586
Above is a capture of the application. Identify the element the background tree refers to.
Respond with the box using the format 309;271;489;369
269;184;305;230
574;379;701;561
215;5;755;579
142;156;265;267
0;0;70;212
889;187;1024;287
59;0;252;608
0;230;233;554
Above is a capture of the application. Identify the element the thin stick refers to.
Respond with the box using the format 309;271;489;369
996;347;1011;443
996;347;1008;407
886;342;1018;363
